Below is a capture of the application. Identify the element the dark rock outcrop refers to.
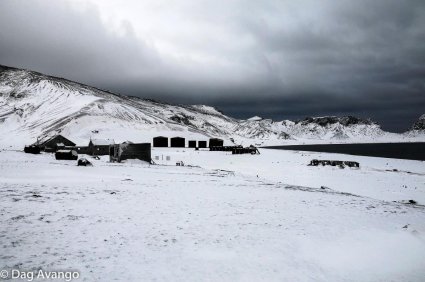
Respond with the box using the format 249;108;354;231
297;116;375;127
410;114;425;131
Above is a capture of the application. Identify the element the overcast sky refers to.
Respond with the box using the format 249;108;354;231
1;0;424;132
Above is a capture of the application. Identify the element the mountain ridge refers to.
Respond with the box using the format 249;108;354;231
0;64;423;148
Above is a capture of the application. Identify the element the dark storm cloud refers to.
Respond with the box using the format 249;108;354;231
0;0;424;132
0;0;160;83
212;90;425;132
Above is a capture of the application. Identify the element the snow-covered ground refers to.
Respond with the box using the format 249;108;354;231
1;149;424;281
152;148;425;203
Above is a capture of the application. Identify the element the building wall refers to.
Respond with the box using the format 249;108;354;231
74;146;91;155
120;143;151;163
111;143;151;163
91;145;110;156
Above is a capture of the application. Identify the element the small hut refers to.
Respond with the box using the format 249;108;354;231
188;140;197;148
209;138;224;148
55;149;78;160
153;136;168;147
170;137;185;147
24;145;41;154
89;139;115;156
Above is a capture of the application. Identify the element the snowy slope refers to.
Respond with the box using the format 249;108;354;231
0;65;239;147
0;65;422;148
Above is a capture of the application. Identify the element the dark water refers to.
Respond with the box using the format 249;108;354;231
263;142;425;161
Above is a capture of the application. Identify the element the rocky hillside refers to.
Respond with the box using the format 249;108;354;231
286;116;384;140
404;114;425;138
0;65;415;148
410;114;425;131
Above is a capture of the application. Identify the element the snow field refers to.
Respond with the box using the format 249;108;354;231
0;150;424;281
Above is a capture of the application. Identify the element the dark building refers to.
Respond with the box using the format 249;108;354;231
110;142;151;163
38;135;76;152
74;146;91;155
24;145;41;154
55;149;78;160
153;136;168;147
188;140;197;148
170;137;185;147
89;139;115;156
209;138;224;147
198;141;207;148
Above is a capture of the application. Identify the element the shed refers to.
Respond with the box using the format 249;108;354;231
89;139;115;156
171;137;185;147
153;136;168;147
38;135;76;152
188;140;197;148
24;145;41;154
110;142;151;163
198;141;207;148
55;150;78;160
209;138;224;148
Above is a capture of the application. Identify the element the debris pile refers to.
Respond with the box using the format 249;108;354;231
232;146;260;155
309;159;360;168
77;158;92;166
209;145;260;155
210;145;242;152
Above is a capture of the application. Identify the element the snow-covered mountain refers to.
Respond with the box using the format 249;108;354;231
0;65;421;148
285;116;385;140
410;114;425;131
404;114;425;137
0;65;240;147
